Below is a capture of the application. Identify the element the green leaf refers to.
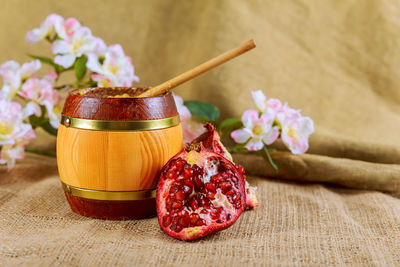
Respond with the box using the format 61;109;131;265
87;80;98;87
228;143;248;153
55;65;65;74
29;114;47;129
217;117;243;138
184;100;220;122
261;146;278;171
28;54;64;74
28;109;58;136
218;117;241;129
28;54;55;66
40;121;58;136
74;56;87;81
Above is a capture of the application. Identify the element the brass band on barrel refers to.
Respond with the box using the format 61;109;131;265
62;182;156;201
60;114;180;131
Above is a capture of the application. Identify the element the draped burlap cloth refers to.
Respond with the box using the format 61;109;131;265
1;0;400;266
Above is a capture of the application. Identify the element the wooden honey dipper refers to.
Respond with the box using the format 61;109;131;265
138;39;256;97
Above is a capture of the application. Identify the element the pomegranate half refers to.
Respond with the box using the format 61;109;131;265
156;144;246;241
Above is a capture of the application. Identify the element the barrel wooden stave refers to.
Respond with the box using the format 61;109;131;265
57;124;183;191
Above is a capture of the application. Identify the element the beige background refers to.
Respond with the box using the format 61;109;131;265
1;0;400;149
1;0;400;265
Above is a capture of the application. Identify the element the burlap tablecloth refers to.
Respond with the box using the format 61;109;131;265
1;154;399;266
1;0;400;265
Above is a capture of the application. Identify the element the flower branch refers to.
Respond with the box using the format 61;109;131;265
0;13;139;170
174;90;314;170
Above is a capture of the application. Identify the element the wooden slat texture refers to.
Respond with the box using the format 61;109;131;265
57;124;183;191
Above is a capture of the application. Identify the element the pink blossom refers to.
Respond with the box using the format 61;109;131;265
182;119;205;145
171;93;203;144
20;60;41;80
0;60;41;99
22;101;41;118
20;78;54;102
91;74;113;87
87;44;139;87
26;14;64;44
0;99;36;170
58;18;81;39
278;107;314;154
251;90;282;116
0;61;20;99
93;37;107;56
43;72;58;84
173;93;191;122
231;109;279;151
52;27;97;68
19;78;61;128
0;99;25;146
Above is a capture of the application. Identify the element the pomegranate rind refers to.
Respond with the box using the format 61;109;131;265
156;148;246;241
192;123;259;208
191;123;233;161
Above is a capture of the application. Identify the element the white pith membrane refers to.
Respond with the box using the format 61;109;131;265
160;150;241;238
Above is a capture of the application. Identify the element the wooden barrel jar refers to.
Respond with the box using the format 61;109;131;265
56;87;183;220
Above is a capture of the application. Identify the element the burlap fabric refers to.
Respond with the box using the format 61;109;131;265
1;154;399;266
1;0;400;265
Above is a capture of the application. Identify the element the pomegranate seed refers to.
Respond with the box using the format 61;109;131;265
211;174;223;183
202;198;211;208
196;219;206;226
226;214;232;221
179;216;189;228
162;215;171;227
230;177;238;184
206;192;215;199
190;198;199;211
182;185;192;195
175;191;185;201
174;224;183;233
175;159;186;169
172;180;184;188
177;208;189;217
172;201;183;210
225;189;235;196
236;164;245;175
220;181;232;191
192;164;204;176
183;166;193;178
218;164;226;173
169;186;178;194
166;170;177;180
184;179;194;187
205;182;216;192
216;219;223;224
200;209;208;214
210;209;220;220
194;176;204;191
166;197;173;210
189;213;200;224
171;216;178;227
232;192;240;204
